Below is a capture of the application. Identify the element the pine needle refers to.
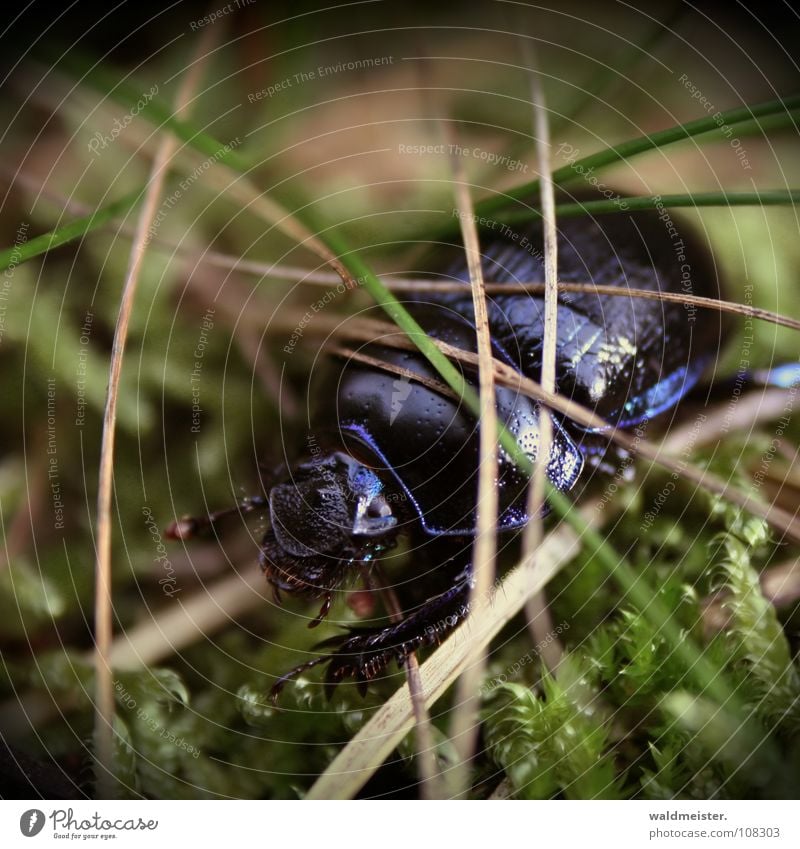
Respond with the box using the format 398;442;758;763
473;95;800;218
92;30;215;799
446;138;500;798
521;49;563;673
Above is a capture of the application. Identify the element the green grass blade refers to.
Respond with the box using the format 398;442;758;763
729;109;800;139
475;94;800;217
0;189;142;271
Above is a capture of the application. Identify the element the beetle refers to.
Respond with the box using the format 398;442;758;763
167;197;727;699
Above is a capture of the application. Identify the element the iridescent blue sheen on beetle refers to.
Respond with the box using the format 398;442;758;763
167;199;724;697
312;205;721;538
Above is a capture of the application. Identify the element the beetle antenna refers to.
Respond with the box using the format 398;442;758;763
165;494;268;541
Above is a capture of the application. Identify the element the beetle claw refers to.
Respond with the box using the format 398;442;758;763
272;568;474;701
268;654;331;706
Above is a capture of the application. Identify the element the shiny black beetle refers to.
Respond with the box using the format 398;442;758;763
168;199;725;697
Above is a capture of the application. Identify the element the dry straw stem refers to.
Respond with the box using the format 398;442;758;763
371;566;445;800
8;174;800;335
193;249;800;334
446;145;500;797
9;181;778;333
138;243;800;335
328;342;797;466
327;345;460;402
92;32;216;797
252;272;800;336
306;513;589;800
403;654;443;799
522;58;563;672
72;209;800;335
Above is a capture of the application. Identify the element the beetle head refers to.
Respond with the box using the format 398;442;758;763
261;452;399;605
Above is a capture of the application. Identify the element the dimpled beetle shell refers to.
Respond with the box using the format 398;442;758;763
313;204;722;536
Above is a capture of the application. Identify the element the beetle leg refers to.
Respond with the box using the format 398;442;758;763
308;592;333;629
267;556;474;703
268;655;332;706
319;564;474;696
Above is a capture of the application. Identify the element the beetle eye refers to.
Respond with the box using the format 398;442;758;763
366;494;392;519
353;494;396;536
